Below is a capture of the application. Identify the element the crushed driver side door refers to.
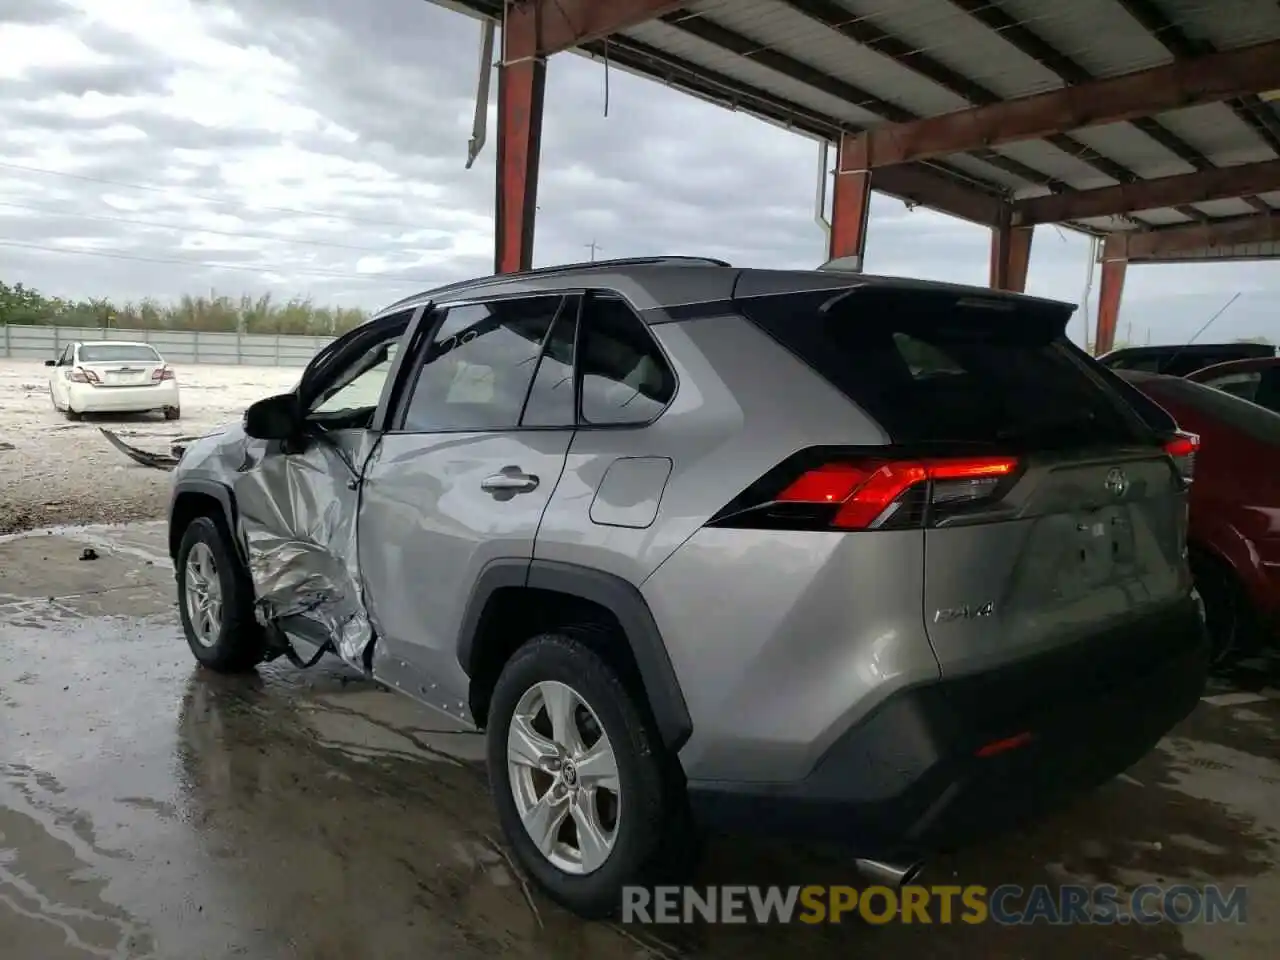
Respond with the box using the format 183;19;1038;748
230;306;421;668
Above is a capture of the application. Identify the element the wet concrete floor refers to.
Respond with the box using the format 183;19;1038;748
1;522;1278;959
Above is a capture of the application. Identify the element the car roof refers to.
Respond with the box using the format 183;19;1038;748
77;340;155;348
1100;342;1274;359
373;257;1074;321
1186;356;1280;379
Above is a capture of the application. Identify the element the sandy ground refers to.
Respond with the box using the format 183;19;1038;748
0;359;297;534
1;523;1279;958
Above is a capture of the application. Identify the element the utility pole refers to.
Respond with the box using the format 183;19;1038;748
584;240;602;262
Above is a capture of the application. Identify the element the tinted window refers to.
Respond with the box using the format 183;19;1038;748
520;297;578;427
579;296;675;425
401;296;563;432
79;344;160;363
1201;369;1262;402
739;288;1149;449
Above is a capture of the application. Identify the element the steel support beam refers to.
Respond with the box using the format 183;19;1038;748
504;0;689;59
842;39;1280;169
1015;159;1280;225
1111;212;1280;260
494;32;546;273
829;133;872;265
989;218;1033;292
1095;237;1128;355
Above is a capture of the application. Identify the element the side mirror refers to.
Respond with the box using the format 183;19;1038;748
45;359;56;367
244;393;302;440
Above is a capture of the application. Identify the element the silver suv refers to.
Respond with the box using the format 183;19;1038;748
168;258;1209;917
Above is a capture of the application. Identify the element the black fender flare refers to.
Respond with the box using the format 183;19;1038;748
458;558;693;751
169;478;248;567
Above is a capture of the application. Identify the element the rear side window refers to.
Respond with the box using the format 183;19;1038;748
578;295;675;425
738;287;1150;450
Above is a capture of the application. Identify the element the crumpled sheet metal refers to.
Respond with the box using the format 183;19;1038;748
100;428;200;471
232;446;372;669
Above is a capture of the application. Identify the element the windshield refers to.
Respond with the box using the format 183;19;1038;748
1141;374;1280;446
79;344;161;363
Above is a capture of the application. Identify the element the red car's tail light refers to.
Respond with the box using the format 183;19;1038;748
1164;430;1198;481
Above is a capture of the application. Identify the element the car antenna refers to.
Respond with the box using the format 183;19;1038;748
1158;292;1242;373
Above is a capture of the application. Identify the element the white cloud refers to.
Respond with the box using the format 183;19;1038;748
0;0;1275;345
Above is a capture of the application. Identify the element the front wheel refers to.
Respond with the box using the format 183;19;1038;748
176;516;266;672
487;633;687;918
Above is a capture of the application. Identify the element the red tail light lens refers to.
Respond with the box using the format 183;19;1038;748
67;366;100;385
152;366;175;381
712;451;1020;532
1164;430;1198;481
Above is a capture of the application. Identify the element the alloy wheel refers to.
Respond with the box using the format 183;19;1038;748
506;680;621;875
184;541;223;648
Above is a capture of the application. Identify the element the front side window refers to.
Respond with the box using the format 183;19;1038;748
401;295;564;432
307;310;413;417
578;296;675;425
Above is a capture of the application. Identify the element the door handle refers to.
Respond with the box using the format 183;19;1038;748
481;466;539;496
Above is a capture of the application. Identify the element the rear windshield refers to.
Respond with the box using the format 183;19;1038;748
1103;347;1273;377
1140;375;1280;446
738;287;1152;451
79;344;160;363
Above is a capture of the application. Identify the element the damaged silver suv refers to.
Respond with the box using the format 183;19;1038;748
168;257;1209;918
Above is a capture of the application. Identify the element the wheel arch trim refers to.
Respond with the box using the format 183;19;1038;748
457;558;693;751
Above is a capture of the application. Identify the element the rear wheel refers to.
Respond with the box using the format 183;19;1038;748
164;406;181;421
486;632;688;918
176;515;266;672
64;405;82;421
1191;550;1250;666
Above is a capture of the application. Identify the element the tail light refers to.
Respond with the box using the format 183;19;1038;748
67;367;100;385
708;449;1021;531
1164;430;1198;482
153;366;176;382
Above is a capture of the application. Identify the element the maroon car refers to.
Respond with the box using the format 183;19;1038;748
1120;369;1280;661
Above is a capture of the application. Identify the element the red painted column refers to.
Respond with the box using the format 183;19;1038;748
1094;237;1128;355
829;132;872;266
988;217;1034;292
494;28;546;275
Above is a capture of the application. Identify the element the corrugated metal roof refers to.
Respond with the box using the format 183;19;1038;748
426;0;1280;259
1133;239;1280;262
1160;0;1280;51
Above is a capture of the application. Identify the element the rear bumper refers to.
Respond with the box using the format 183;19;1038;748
70;381;179;412
687;598;1209;858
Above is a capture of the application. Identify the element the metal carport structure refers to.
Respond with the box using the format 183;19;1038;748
432;0;1280;353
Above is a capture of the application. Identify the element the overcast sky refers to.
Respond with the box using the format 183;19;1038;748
2;0;1277;345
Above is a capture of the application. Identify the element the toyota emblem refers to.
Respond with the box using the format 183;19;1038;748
1104;467;1129;498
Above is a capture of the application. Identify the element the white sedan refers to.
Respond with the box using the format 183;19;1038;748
46;340;182;421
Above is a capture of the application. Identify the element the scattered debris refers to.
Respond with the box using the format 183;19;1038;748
0;441;14;452
79;548;99;561
99;428;195;471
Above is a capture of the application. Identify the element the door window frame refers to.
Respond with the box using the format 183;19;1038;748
294;304;426;432
383;287;681;435
387;290;579;434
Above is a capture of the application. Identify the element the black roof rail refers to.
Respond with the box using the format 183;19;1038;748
398;255;732;303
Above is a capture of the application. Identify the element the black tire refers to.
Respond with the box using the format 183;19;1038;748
1191;550;1249;666
164;406;181;421
486;632;688;918
176;515;266;672
65;405;82;421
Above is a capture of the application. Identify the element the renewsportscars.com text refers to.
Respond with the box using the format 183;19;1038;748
621;883;1248;925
